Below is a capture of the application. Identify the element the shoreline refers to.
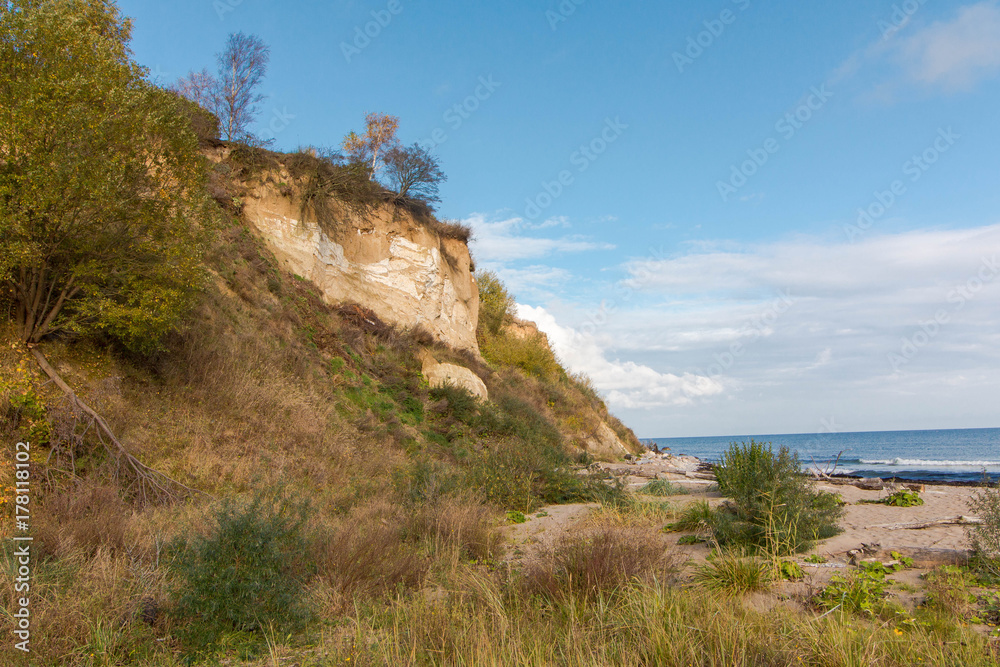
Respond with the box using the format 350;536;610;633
826;472;997;488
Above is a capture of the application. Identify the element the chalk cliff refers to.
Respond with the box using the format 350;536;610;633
217;152;479;353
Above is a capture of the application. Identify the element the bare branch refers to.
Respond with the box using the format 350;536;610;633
31;348;208;506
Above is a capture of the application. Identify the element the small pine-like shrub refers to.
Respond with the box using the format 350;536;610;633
713;440;843;555
167;492;311;656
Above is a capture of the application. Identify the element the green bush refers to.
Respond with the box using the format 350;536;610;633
480;329;563;380
713;440;843;555
468;443;538;512
968;480;1000;574
885;490;924;507
167;492;311;657
816;568;897;618
476;271;516;337
429;384;479;425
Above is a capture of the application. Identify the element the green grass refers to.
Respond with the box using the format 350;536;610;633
638;479;688;496
693;549;774;594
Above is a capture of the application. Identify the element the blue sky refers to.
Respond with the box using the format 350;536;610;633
119;0;1000;438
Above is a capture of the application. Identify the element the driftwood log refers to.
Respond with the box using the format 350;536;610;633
865;516;982;530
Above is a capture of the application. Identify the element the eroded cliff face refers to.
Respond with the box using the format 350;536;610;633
235;166;479;353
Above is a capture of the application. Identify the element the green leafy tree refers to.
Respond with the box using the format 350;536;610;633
0;0;209;353
476;270;516;338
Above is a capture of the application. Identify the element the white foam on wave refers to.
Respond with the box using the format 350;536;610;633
859;458;1000;467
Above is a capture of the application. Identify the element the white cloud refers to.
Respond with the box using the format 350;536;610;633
514;225;1000;435
624;225;1000;297
516;304;726;409
465;213;614;263
897;1;1000;91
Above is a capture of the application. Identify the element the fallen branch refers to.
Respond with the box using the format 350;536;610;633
31;347;207;506
865;516;982;530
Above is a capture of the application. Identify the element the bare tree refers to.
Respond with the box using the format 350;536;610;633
172;67;218;109
217;32;269;142
342;112;400;176
172;33;269;143
383;142;446;205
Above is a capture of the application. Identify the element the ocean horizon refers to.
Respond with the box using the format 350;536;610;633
648;427;1000;483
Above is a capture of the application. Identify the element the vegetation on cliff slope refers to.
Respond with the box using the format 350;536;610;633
1;2;997;666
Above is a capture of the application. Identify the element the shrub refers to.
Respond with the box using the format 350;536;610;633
968;479;1000;572
480;329;562;380
816;569;892;617
884;489;924;507
167;492;311;656
922;566;976;618
523;526;673;601
470;395;617;507
467;441;537;512
713;440;843;555
476;271;515;337
429;384;479;426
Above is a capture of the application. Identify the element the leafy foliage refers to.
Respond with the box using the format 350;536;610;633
476;270;516;338
968;479;1000;569
713;440;843;555
342;111;400;176
167;492;311;656
816;567;896;617
0;0;209;353
885;489;924;507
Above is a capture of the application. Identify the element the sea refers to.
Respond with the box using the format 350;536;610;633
648;427;1000;484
